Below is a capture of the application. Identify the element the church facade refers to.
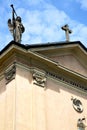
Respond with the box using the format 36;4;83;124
0;40;87;130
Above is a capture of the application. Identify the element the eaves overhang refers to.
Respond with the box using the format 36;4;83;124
0;41;87;92
0;41;87;80
0;40;87;54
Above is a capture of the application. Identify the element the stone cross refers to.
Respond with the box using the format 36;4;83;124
61;24;72;41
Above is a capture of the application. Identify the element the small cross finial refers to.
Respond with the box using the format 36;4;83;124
61;24;72;42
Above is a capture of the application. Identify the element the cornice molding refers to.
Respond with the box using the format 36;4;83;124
1;61;86;94
46;71;87;92
0;43;87;79
58;64;87;80
0;42;87;92
11;62;87;93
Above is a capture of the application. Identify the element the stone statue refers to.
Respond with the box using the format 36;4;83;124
15;16;25;43
77;118;86;129
8;5;25;43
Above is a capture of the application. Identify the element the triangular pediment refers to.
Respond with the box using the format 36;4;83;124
31;41;87;77
49;54;87;77
1;41;86;77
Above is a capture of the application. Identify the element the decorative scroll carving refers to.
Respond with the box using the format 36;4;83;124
71;97;83;113
33;70;46;87
5;64;16;84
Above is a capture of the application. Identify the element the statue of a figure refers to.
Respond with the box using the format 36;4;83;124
15;16;25;43
8;5;25;43
77;118;86;129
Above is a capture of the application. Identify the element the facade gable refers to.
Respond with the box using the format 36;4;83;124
31;41;87;77
0;41;87;93
49;54;87;77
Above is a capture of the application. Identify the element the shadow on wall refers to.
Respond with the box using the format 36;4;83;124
0;78;6;95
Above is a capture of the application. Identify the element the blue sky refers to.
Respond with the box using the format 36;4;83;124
0;0;87;50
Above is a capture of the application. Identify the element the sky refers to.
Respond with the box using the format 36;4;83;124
0;0;87;50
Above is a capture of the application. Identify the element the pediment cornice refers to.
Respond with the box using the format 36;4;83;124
0;41;87;92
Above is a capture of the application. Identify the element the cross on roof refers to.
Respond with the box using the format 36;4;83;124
61;24;72;42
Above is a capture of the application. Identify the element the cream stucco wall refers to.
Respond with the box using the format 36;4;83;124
45;78;87;130
0;78;6;130
0;77;16;130
0;64;87;130
15;66;33;130
0;41;87;130
13;65;87;130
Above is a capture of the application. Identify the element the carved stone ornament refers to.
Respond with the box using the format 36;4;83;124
72;98;83;113
77;118;86;128
33;70;46;87
5;64;16;84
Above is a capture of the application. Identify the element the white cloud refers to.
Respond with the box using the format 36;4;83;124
76;0;87;10
8;1;87;47
0;0;87;50
71;23;87;44
21;3;71;44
